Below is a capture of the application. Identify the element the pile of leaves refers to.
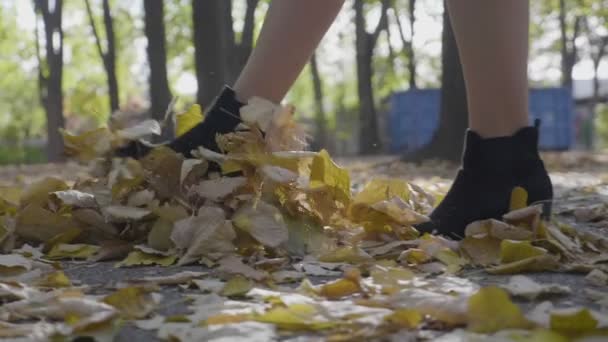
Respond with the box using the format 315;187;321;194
1;98;608;341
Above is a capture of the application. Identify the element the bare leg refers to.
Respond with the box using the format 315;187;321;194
447;0;530;138
234;0;345;103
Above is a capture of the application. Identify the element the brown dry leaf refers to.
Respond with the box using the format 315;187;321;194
217;255;268;281
190;177;247;201
103;205;151;222
318;246;373;263
171;206;235;265
465;219;533;241
460;235;501;266
0;254;33;277
15;204;80;242
233;201;289;248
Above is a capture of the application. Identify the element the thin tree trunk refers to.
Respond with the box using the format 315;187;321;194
310;52;327;150
103;0;119;112
143;0;173;140
193;0;227;107
559;0;583;89
404;1;467;161
85;0;119;113
354;0;389;154
393;0;417;89
35;0;65;162
223;0;260;85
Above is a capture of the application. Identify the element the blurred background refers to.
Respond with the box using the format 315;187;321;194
0;0;607;164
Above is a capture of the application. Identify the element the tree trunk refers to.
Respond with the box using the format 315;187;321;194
354;0;388;154
393;0;417;89
310;52;327;151
85;0;119;113
35;0;65;162
193;0;227;107
559;0;573;88
143;0;173;140
407;0;417;89
404;1;468;162
103;0;119;112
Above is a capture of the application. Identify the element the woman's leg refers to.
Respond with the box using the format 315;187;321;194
234;0;345;103
447;0;530;138
119;0;344;157
418;0;553;237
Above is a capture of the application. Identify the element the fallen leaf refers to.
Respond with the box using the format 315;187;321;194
115;250;177;267
116;119;161;140
500;275;570;300
51;190;97;208
384;309;423;329
510;186;528;211
500;240;547;264
190;177;247;201
586;269;608;286
0;254;32;277
217;255;268;281
175;104;204;137
103;205;151;222
467;286;533;333
103;286;157;319
221;276;253;297
487;254;560;274
171;206;235;265
310;149;351;204
254;304;334;331
46;243;100;260
233;201;289;248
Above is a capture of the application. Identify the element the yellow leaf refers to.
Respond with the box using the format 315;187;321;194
318;246;372;263
370;266;414;294
175;104;204;137
44;227;83;253
147;219;175;252
103;286;156;319
37;270;72;288
384;309;423;329
435;248;466;272
20;177;69;207
467;286;533;333
550;308;598;336
221;275;253;297
255;304;334;331
399;248;431;264
310;149;351;204
500;240;547;263
487;254;560;274
510;186;528;211
351;178;410;207
205;313;252;326
115;251;177;268
47;243;100;260
62;127;113;161
319;277;361;300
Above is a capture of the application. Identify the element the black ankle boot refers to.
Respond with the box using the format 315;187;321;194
116;86;244;158
416;121;553;239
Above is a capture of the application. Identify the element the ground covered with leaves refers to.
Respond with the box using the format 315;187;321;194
1;101;608;341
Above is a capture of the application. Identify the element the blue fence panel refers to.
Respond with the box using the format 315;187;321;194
388;88;574;153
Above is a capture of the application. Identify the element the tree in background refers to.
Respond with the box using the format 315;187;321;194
34;0;65;162
192;0;260;107
404;1;468;162
354;0;390;154
310;52;327;150
85;0;119;113
144;0;173;139
391;0;417;89
558;0;586;88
